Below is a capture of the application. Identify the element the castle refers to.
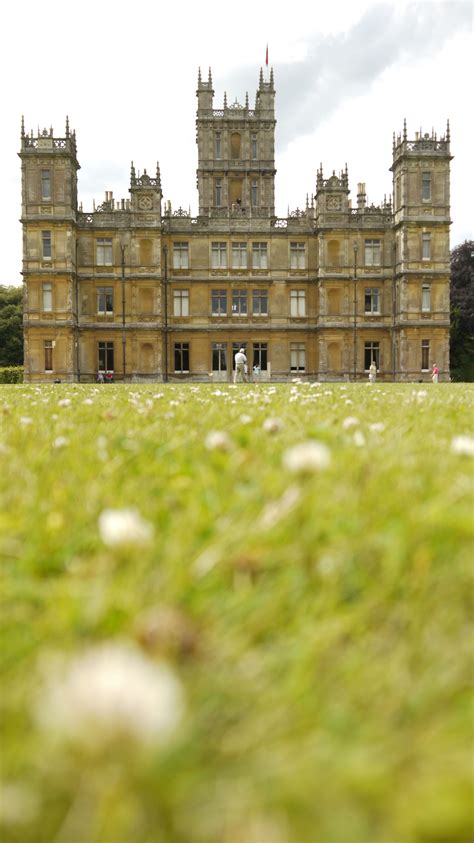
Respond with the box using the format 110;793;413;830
20;67;452;382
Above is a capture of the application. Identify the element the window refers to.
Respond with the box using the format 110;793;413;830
252;289;268;316
232;289;247;315
42;230;51;259
173;289;189;317
290;343;306;371
97;286;114;314
212;343;227;372
232;242;247;269
96;238;113;266
290;242;305;270
422;284;431;312
42;282;52;312
44;340;53;371
364;342;380;370
173;242;189;269
41;170;51;200
364;288;380;314
98;341;114;372
211;242;227;269
422;233;431;260
421;339;430;370
252;242;268;269
251;180;258;207
253;343;268;371
211;288;227;315
251;134;258;160
422;172;432;201
364;239;381;266
174;342;189;373
290;289;306;317
215;179;222;207
215;133;221;160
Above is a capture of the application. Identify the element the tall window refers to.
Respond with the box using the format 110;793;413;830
232;289;247;315
252;242;268;269
232;242;247;268
215;179;222;207
96;238;113;266
251;180;258;207
215;133;221;160
364;342;380;370
422;233;431;260
212;343;227;372
211;242;227;269
211;289;227;315
422;172;432;201
41;170;51;200
174;343;189;373
251;134;258;160
290;289;306;317
421;339;430;370
44;340;53;371
173;242;189;269
364;239;381;266
252;289;268;316
42;282;53;312
422;284;431;312
364;288;380;314
97;287;114;314
290;343;306;371
173;289;189;317
290;242;305;270
253;343;268;371
230;133;241;159
42;231;52;259
98;341;114;372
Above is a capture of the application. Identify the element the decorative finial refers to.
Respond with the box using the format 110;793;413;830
198;67;202;86
65;115;70;138
245;91;249;108
208;67;212;86
270;67;274;88
21;115;25;139
130;161;136;185
259;67;264;87
223;91;227;108
156;161;161;191
446;118;450;142
403;118;407;141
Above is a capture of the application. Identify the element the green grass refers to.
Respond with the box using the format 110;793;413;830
0;383;473;843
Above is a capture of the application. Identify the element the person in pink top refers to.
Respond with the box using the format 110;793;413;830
431;363;440;383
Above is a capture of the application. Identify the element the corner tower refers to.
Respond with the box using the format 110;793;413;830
196;67;276;216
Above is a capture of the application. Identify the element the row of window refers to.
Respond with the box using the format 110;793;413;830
39;284;434;316
42;339;436;375
37;234;436;266
213;132;259;161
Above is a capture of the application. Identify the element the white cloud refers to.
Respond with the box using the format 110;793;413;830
1;0;472;286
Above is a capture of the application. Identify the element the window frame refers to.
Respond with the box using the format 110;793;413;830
252;288;268;316
212;342;227;372
96;237;113;267
211;242;227;269
252;242;268;269
231;288;248;316
98;341;114;373
290;242;306;270
253;342;268;371
422;232;431;261
44;339;53;372
364;287;381;315
211;288;227;316
173;289;190;317
421;339;430;371
422;171;432;202
290;289;306;317
290;342;306;372
421;284;431;313
364;341;380;371
42;282;53;312
41;169;51;200
42;230;52;259
364;239;382;267
232;242;247;269
97;286;114;315
172;242;189;270
174;342;190;373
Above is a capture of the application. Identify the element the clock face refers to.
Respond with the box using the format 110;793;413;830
138;195;153;210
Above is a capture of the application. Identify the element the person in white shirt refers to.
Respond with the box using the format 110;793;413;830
234;348;247;383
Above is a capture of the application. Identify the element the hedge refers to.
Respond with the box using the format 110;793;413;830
0;366;24;383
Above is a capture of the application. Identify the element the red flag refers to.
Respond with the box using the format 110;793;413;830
265;44;268;67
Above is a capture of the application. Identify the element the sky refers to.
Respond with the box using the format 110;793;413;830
1;0;472;287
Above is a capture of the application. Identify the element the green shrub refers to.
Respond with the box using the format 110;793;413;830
0;365;23;383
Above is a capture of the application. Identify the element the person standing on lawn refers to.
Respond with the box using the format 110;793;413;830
431;363;440;384
368;360;377;384
233;348;247;383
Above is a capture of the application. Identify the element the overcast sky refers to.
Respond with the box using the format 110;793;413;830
1;0;472;287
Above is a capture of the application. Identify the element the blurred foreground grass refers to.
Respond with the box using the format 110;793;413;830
0;383;473;843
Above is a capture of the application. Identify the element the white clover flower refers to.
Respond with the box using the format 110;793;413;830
342;416;359;429
205;430;232;451
20;417;33;426
262;417;283;434
52;436;68;449
259;485;301;530
58;398;71;407
83;398;93;405
98;508;154;547
353;430;366;448
35;643;184;747
369;422;385;433
451;435;474;457
240;414;253;425
283;441;331;473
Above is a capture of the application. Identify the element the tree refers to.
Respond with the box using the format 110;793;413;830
450;241;474;382
0;286;23;366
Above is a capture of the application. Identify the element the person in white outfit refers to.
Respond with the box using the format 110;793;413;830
234;348;247;383
368;360;377;384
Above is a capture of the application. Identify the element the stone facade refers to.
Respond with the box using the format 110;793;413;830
19;69;452;382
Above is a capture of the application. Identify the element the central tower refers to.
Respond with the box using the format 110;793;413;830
195;67;276;216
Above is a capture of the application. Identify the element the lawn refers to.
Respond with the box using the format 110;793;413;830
0;383;473;843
